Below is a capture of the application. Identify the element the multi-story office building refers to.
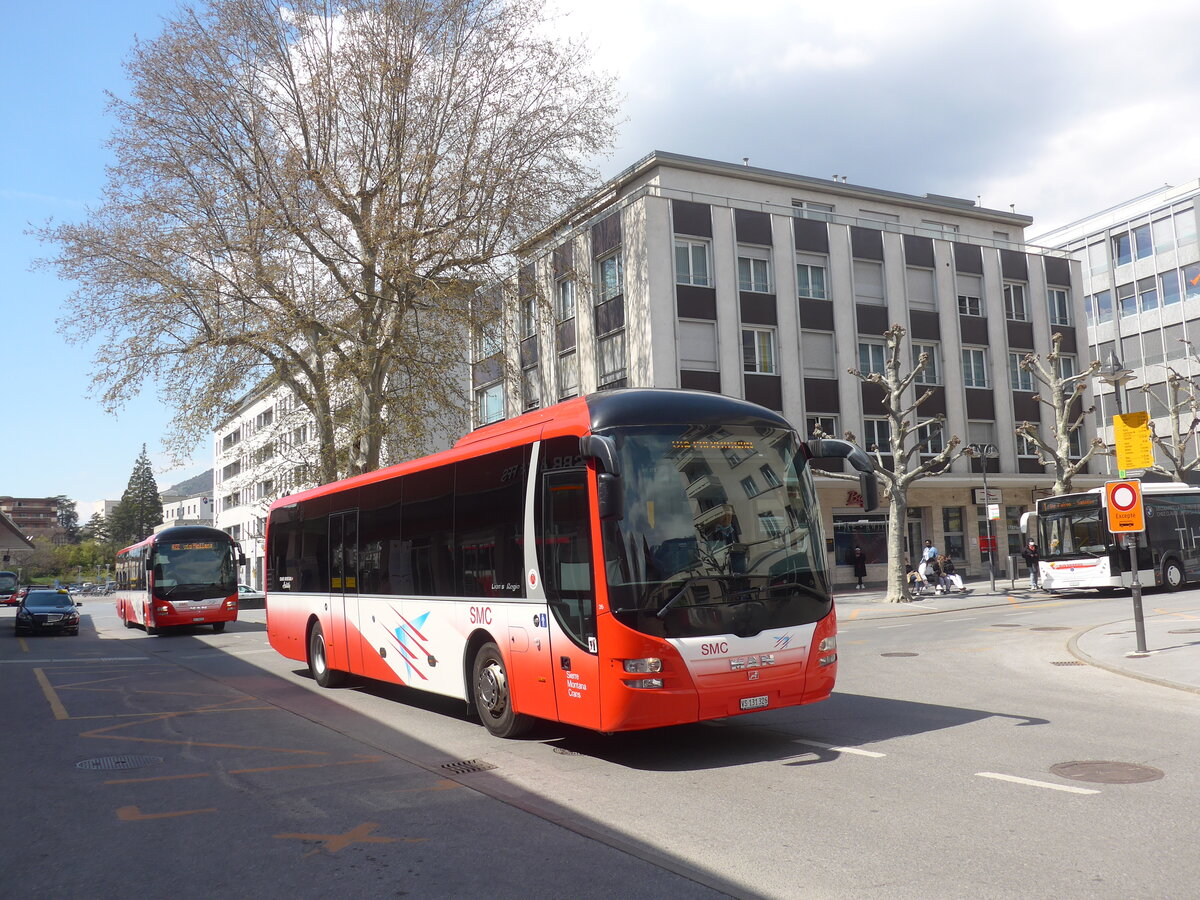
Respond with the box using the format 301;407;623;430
0;497;63;543
1032;180;1200;464
158;491;214;529
477;151;1093;583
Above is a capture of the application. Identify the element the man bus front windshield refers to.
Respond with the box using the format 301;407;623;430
152;540;237;601
600;424;829;639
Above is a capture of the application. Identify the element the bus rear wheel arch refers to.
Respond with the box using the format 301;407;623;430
1162;557;1186;592
470;640;532;739
307;619;345;688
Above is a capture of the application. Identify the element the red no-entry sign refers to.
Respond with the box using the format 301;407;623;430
1105;480;1144;533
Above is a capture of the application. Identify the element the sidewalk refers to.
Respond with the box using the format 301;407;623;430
835;577;1200;696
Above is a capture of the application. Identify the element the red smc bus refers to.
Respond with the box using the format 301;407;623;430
265;389;876;737
115;525;243;635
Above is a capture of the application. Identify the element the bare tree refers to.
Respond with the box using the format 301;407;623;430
1138;364;1200;482
842;324;965;603
1016;333;1105;495
37;0;619;483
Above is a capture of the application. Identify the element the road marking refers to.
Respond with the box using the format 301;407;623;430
17;636;28;653
117;805;216;820
794;739;886;758
976;772;1099;794
879;623;911;629
275;822;423;856
945;617;978;622
0;657;151;665
34;668;69;721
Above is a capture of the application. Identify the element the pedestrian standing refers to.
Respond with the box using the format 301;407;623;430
918;539;937;580
851;546;868;590
1022;540;1041;589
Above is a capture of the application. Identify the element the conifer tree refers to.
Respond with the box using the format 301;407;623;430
109;446;164;545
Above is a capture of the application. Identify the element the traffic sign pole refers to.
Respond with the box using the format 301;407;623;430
1105;480;1148;655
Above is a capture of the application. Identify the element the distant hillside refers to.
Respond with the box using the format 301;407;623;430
161;469;213;499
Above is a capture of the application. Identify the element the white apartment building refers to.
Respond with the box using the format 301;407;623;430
157;492;213;529
1032;180;1200;467
476;151;1094;584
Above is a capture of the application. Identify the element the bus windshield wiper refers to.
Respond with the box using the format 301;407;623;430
655;576;706;619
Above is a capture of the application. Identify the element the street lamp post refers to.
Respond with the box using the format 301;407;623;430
1097;353;1148;655
967;442;1000;593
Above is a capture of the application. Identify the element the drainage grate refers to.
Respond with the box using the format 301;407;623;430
441;759;497;775
1168;627;1200;634
880;651;918;658
76;755;164;771
1031;626;1072;631
1049;760;1164;784
1050;660;1086;666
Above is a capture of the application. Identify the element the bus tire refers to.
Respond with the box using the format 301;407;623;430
471;641;532;739
212;621;226;634
1162;558;1186;592
308;621;345;688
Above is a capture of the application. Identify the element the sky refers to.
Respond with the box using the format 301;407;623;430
3;0;1200;513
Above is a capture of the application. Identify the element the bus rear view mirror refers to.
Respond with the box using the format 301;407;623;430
805;438;879;512
145;557;154;571
596;472;624;521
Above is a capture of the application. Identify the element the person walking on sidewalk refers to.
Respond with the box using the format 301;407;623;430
918;539;937;581
851;546;868;590
1022;540;1041;589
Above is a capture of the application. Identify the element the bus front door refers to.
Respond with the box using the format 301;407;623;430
329;510;362;674
541;465;601;729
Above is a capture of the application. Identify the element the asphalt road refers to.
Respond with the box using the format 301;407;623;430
3;590;1198;899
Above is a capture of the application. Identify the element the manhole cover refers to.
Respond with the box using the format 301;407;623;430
441;759;497;775
1049;760;1164;784
1168;627;1200;634
991;623;1022;627
76;755;164;771
1032;626;1072;631
880;652;918;657
1050;660;1085;666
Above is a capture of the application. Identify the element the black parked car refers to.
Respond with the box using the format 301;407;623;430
14;589;81;636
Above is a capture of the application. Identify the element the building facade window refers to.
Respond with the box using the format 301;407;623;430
1009;352;1034;391
473;322;502;360
1185;263;1200;300
675;238;710;286
806;415;838;438
796;258;827;299
792;200;834;221
1003;282;1029;321
521;294;536;338
962;347;988;388
1094;289;1113;323
737;247;772;293
858;341;886;376
1117;282;1136;317
1056;354;1078;381
596;252;623;303
853;260;885;306
679;320;718;371
1133;223;1153;259
862;418;890;451
1047;287;1071;326
557;277;576;321
476;382;504;425
1112;231;1132;267
906;267;936;310
916;421;945;456
742;328;777;374
522;366;541;410
557;351;579;399
1139;277;1159;312
801;331;836;379
957;274;983;316
1161;270;1182;306
597;331;627;387
912;342;940;384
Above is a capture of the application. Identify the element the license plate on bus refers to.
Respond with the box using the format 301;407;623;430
740;695;769;710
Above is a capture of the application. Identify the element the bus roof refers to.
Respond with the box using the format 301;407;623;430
1044;482;1200;501
271;388;794;513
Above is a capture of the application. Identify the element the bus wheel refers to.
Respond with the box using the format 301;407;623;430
1162;559;1186;592
212;621;226;634
471;641;532;739
308;622;345;688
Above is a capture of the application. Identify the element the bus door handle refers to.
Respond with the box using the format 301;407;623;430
560;656;572;672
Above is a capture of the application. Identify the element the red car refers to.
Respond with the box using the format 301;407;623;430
0;572;18;605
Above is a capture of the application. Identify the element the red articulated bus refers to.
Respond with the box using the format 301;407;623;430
115;525;243;635
265;389;876;737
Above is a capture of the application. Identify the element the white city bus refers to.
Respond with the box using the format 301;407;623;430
1025;482;1200;592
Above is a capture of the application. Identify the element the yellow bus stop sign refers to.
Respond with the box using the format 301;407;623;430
1113;412;1153;472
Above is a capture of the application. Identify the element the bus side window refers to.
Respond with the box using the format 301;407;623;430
537;437;596;652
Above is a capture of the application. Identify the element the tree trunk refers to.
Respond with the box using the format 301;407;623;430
884;492;912;603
